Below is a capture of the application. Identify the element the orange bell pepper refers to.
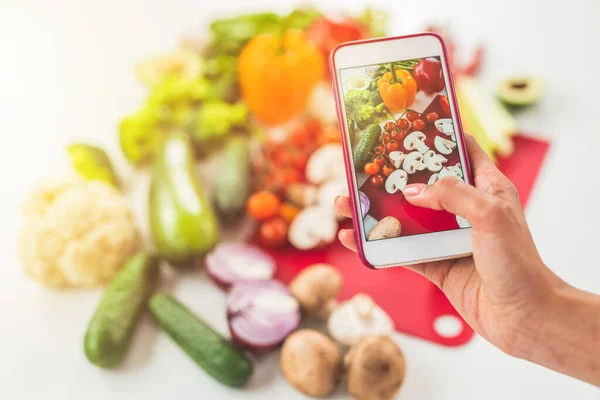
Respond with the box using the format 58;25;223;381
377;63;417;113
238;30;324;125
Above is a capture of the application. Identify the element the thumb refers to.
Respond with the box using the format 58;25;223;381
403;177;489;223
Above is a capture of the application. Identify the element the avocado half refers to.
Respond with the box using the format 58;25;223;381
498;77;543;107
344;75;370;91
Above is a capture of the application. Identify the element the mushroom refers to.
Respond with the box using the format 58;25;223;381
367;217;402;240
439;163;464;179
402;151;427;174
456;215;471;228
289;264;342;319
434;118;454;136
328;294;394;346
305;143;345;185
434;135;457;155
428;173;439;185
318;179;349;220
280;329;342;397
403;131;429;154
423;150;448;172
288;206;338;250
384;169;408;194
345;335;406;400
286;183;318;208
388;151;407;169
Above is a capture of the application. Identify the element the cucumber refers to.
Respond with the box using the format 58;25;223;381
149;294;253;388
84;252;159;368
215;138;250;219
353;123;382;171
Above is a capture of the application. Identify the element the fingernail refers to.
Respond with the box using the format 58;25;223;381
403;183;426;197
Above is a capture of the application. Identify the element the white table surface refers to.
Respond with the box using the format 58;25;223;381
1;0;599;398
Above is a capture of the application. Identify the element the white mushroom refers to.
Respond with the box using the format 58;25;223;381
288;206;338;250
438;165;463;179
328;294;394;346
286;183;318;208
318;179;349;220
434;118;454;138
385;170;408;194
367;217;402;240
423;150;447;172
305;143;345;185
403;131;429;154
402;151;427;174
434;136;457;155
456;215;471;228
428;173;439;185
388;151;407;169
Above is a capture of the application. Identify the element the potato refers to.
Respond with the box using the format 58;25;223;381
367;217;402;240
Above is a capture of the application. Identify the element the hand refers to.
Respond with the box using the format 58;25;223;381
335;135;564;357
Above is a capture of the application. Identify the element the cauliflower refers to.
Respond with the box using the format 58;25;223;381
18;177;140;289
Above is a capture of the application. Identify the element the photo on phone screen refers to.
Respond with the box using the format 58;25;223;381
341;57;470;241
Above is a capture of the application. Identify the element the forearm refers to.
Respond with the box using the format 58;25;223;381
515;285;600;386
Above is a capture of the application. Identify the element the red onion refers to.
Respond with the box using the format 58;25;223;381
227;280;301;352
205;242;276;291
359;191;370;216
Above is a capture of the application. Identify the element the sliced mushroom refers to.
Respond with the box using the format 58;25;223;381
288;206;338;250
438;165;463;179
305;143;345;185
388;151;407;169
434;118;454;136
367;217;402;240
403;131;429;154
423;150;448;172
328;294;395;346
428;173;439;185
385;169;408;194
402;151;426;174
434;135;457;155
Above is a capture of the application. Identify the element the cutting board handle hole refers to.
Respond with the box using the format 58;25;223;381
433;314;464;338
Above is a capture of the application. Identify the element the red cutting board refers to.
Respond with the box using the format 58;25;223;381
270;134;549;347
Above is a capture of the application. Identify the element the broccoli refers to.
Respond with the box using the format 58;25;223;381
344;90;370;117
374;103;393;120
195;101;248;141
355;104;376;129
368;90;383;106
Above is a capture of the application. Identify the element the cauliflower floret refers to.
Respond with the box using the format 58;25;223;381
19;177;140;289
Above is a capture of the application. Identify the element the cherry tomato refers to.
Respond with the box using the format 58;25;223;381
370;174;385;187
385;140;400;153
396;118;409;130
364;162;380;175
382;165;394;177
440;95;451;117
405;111;419;121
373;156;386;168
389;130;403;140
412;119;426;131
374;144;385;156
384;121;396;133
278;203;300;224
381;133;391;144
247;191;281;221
282;168;301;184
289;150;309;170
425;112;440;124
259;217;288;248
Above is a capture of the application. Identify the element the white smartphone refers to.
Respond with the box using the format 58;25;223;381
330;33;473;269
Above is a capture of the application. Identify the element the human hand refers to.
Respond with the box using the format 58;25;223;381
335;135;564;357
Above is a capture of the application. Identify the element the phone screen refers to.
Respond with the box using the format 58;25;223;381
340;56;470;241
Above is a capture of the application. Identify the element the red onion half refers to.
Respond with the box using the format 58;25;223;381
227;280;301;352
205;242;276;290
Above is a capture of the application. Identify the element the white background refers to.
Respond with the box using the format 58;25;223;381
1;0;600;398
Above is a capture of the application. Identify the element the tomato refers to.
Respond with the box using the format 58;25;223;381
381;133;391;144
373;156;386;168
282;168;301;184
259;217;288;248
247;191;281;221
317;125;341;146
412;118;426;131
405;111;419;121
396;118;409;130
425;112;440;124
289;150;309;170
384;121;396;133
370;174;385;187
385;140;400;153
440;95;451;117
374;144;385;156
382;165;394;177
389;130;403;140
364;162;380;175
278;203;300;224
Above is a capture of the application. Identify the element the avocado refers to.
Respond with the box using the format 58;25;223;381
498;77;543;107
344;75;370;91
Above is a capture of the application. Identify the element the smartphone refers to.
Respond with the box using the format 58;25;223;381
330;33;473;268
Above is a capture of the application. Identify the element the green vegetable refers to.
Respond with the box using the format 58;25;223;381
84;252;159;368
194;101;248;143
356;8;389;38
149;294;253;388
368;90;383;106
68;144;119;187
204;55;239;102
355;104;376;129
284;8;322;30
209;13;282;55
149;132;219;265
215;138;250;219
353;123;382;170
347;117;356;145
119;105;163;165
344;90;371;117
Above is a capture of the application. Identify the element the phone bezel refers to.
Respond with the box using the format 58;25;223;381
330;33;473;269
